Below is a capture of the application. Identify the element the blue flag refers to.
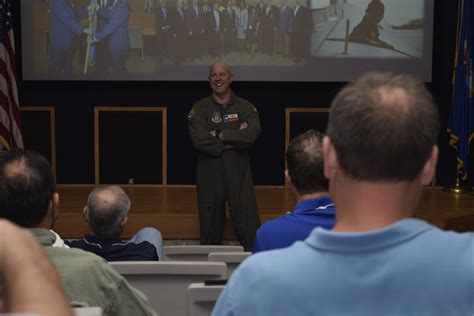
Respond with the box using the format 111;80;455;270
447;0;474;181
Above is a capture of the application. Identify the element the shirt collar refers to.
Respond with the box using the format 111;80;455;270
30;228;56;246
84;233;124;246
305;218;433;252
293;195;334;214
209;93;235;107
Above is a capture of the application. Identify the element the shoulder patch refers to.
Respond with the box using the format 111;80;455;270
188;108;196;119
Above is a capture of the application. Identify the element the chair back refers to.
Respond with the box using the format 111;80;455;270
164;245;244;261
186;283;225;316
208;252;251;278
110;261;226;316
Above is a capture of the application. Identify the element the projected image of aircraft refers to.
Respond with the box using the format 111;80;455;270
310;0;424;58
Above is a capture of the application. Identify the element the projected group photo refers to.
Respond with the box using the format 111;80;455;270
21;0;433;81
25;0;312;76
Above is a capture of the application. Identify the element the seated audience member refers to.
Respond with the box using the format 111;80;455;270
212;72;474;315
68;185;164;261
0;219;72;316
0;149;157;316
252;130;334;253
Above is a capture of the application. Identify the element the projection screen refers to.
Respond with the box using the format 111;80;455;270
21;0;434;81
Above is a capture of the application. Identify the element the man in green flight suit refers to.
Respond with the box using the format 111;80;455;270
188;62;261;251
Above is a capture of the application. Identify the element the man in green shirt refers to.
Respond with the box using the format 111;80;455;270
0;149;157;316
0;219;72;316
188;62;261;251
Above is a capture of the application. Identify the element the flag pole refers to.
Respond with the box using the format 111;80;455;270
443;174;472;194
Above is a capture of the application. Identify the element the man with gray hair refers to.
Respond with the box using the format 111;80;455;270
68;185;163;261
0;150;157;315
213;72;474;315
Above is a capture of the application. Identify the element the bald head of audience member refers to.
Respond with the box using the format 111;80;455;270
0;149;58;229
286;129;328;199
84;185;131;237
323;72;439;231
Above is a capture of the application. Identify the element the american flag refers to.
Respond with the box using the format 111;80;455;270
0;0;23;150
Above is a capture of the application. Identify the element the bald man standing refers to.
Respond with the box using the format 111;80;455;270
188;62;261;251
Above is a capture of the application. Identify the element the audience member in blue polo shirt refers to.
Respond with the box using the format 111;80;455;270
252;130;335;253
212;72;474;315
68;185;163;261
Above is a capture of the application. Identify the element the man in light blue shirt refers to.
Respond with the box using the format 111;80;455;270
213;72;474;315
252;130;335;253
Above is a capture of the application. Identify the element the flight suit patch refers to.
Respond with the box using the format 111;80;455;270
211;112;223;123
223;113;239;123
188;108;196;119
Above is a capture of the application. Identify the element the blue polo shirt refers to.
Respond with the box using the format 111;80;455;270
67;234;158;261
213;219;474;315
252;195;335;253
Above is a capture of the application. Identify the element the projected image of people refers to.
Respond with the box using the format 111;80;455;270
47;0;90;78
45;0;131;77
22;0;433;80
27;0;314;78
312;0;424;58
89;0;131;75
153;0;314;65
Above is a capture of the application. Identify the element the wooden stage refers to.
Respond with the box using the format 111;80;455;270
54;185;474;240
